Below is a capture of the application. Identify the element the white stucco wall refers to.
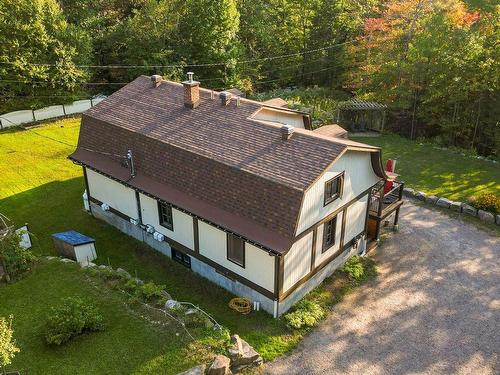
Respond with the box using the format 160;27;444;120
282;231;313;293
343;195;368;244
296;150;380;235
86;168;138;219
139;193;195;251
252;107;305;128
198;221;275;292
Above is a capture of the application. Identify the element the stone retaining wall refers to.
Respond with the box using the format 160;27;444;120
403;188;500;226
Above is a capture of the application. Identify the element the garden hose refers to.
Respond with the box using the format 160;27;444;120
228;297;252;314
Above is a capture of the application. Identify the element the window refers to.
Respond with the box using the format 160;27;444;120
158;201;173;230
227;233;245;267
172;248;191;268
322;216;337;253
324;173;344;205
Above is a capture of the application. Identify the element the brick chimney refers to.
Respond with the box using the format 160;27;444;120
182;72;200;109
281;125;294;140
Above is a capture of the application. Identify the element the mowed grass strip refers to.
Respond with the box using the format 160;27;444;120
351;133;500;201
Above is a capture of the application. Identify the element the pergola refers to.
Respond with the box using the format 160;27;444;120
336;99;387;132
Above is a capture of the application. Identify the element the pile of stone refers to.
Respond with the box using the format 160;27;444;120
179;335;263;375
403;188;499;225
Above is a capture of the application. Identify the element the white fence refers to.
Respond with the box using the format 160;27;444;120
0;96;106;130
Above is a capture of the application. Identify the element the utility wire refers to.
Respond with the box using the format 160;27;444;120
0;40;356;69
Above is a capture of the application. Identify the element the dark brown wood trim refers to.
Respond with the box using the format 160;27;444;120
278;255;284;300
294;185;373;243
339;208;347;249
193;218;199;253
89;197;275;299
302;114;313;130
310;228;317;272
72;161;279;256
135;190;142;224
364;187;373;234
89;196;131;222
279;230;364;300
164;234;274;299
82;166;92;215
369;200;404;221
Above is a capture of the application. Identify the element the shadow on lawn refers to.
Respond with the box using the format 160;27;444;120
0;177;295;359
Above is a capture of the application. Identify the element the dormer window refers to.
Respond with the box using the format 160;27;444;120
324;172;344;206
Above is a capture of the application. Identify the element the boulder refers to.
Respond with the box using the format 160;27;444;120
478;210;495;224
207;355;232;375
415;191;427;201
228;335;263;372
450;201;462;212
403;187;415;197
177;364;206;375
425;195;439;205
496;214;500;225
98;264;109;270
436;197;452;208
82;262;96;268
461;203;477;216
60;258;75;263
116;268;131;278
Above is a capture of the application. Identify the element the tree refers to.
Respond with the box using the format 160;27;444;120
0;315;19;375
178;0;242;87
0;0;91;112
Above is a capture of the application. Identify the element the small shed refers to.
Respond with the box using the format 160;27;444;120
336;99;387;132
52;231;96;265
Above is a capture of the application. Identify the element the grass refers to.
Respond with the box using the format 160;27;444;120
350;133;500;202
0;260;213;374
0;118;301;371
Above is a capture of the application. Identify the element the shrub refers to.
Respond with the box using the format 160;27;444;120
138;282;167;307
468;193;500;214
340;255;377;284
0;315;20;374
284;300;325;330
45;297;104;345
0;231;37;282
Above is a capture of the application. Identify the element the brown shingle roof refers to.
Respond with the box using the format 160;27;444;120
70;76;351;253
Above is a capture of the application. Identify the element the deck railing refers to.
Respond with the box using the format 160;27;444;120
369;180;404;217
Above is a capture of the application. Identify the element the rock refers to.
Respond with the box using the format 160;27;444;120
228;335;263;372
403;187;415;197
116;268;131;278
177;364;206;375
185;308;197;315
415;191;427;201
461;203;477;216
496;214;500;225
60;258;75;263
478;210;495;224
436;197;452;208
98;265;109;270
82;262;96;268
450;201;462;212
45;256;56;260
425;195;439;204
165;299;180;310
207;355;232;375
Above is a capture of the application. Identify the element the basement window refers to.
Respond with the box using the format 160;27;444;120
158;201;173;230
322;216;337;253
172;248;191;268
227;233;245;267
324;172;344;206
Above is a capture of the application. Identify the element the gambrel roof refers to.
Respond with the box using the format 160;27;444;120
70;76;385;254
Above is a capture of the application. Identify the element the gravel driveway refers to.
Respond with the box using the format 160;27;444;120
267;200;500;375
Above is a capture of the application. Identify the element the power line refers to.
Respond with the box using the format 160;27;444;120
0;40;355;69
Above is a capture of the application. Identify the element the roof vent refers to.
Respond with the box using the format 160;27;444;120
151;74;162;87
281;125;294;140
182;72;200;109
220;91;232;106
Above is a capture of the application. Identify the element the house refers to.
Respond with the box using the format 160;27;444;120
69;73;403;317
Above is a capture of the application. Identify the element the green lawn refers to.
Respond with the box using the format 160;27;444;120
0;261;210;374
351;134;500;201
